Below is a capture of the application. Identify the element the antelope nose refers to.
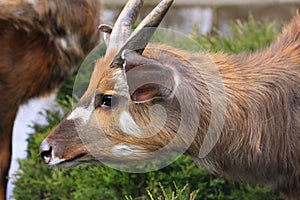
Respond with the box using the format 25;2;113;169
40;140;52;164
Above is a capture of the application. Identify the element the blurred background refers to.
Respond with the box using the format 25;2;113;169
102;0;300;35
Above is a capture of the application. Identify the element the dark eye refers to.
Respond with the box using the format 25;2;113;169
95;94;117;109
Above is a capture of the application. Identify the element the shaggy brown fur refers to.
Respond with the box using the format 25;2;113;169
41;13;300;200
0;0;101;199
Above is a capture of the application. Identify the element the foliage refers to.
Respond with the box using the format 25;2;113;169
13;16;283;200
194;14;277;53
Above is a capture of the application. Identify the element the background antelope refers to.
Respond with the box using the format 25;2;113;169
0;0;101;199
40;0;300;199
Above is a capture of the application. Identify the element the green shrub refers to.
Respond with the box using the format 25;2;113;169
13;16;283;200
194;14;277;53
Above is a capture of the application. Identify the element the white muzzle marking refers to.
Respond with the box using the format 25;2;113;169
67;98;95;124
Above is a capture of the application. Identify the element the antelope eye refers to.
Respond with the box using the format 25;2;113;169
95;93;117;109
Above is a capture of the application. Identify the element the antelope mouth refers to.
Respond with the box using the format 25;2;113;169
55;153;90;168
41;147;89;167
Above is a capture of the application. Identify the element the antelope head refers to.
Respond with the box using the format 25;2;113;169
40;0;204;171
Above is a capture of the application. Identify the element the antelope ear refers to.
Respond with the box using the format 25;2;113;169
122;50;177;103
98;24;113;46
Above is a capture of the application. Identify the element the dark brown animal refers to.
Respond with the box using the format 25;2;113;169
40;0;300;199
0;0;101;199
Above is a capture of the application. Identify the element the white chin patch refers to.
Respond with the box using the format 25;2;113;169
49;151;65;166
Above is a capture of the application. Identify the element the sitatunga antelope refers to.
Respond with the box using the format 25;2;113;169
40;0;300;199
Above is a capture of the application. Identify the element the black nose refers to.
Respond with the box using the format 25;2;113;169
40;140;52;164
